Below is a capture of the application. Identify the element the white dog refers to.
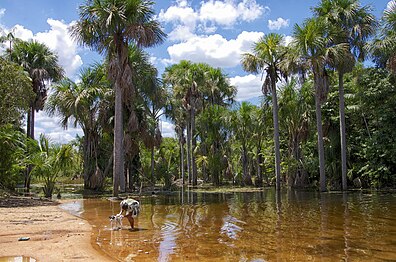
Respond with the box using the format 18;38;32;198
109;214;123;230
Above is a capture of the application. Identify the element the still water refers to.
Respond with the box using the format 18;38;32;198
62;190;396;261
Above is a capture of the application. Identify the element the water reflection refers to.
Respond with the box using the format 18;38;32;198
61;190;396;261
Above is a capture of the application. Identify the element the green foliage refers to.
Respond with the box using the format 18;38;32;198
0;125;28;189
348;68;396;187
0;57;34;127
29;135;81;197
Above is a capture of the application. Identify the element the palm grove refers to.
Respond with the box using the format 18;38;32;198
0;0;395;197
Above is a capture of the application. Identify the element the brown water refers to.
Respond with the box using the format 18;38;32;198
61;190;396;261
0;257;36;262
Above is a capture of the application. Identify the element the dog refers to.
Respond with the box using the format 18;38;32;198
109;214;123;230
118;198;140;229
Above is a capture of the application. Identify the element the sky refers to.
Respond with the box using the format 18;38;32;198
0;0;391;143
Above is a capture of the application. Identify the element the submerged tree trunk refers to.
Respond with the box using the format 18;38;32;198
339;72;347;191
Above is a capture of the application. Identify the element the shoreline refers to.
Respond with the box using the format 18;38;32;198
0;198;113;262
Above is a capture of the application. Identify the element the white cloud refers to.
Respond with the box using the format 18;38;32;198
168;25;196;41
0;8;5;18
199;0;266;26
12;24;34;40
35;19;82;77
229;74;263;101
159;0;268;41
160;120;175;138
283;35;294;46
166;31;264;68
30;111;83;144
238;0;270;22
1;19;82;78
268;17;290;30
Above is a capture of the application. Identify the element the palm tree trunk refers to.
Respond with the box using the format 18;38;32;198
113;80;122;196
151;146;155;185
25;106;35;192
191;106;197;186
30;106;35;139
180;139;185;185
242;143;252;185
315;83;326;192
186;117;192;184
271;79;281;191
256;145;263;187
339;72;347;191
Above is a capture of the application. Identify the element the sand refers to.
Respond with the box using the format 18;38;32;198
0;197;113;262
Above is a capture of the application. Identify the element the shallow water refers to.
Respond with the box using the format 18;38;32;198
61;189;396;261
0;257;36;262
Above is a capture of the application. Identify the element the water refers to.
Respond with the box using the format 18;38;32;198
0;257;36;262
61;189;396;261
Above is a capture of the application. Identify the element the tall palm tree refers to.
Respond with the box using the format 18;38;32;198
292;18;347;191
11;40;63;191
46;63;112;190
314;0;377;190
163;61;196;185
241;33;287;191
71;0;166;196
11;40;64;140
229;102;256;186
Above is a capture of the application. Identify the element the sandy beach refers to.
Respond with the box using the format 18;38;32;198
0;197;112;262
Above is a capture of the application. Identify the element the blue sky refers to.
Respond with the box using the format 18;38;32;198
0;0;391;143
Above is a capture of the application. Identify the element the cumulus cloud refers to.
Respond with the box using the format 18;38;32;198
160;120;175;138
159;0;269;41
1;19;82;78
30;111;83;144
166;31;264;68
0;8;5;18
35;19;82;77
283;35;294;46
229;74;263;101
168;24;197;41
268;17;290;30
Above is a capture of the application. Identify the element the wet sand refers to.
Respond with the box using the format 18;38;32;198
0;198;112;262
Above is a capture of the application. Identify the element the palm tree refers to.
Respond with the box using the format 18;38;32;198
71;0;166;196
163;61;196;185
46;63;112;190
241;33;287;191
11;40;63;191
292;18;347;191
369;0;396;73
229;102;256;185
11;40;64;140
314;0;377;190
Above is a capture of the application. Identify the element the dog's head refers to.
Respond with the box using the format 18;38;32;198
109;215;116;221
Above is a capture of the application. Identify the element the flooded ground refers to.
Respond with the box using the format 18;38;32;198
61;189;396;261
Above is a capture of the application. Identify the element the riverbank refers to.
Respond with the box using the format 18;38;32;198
0;197;112;262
